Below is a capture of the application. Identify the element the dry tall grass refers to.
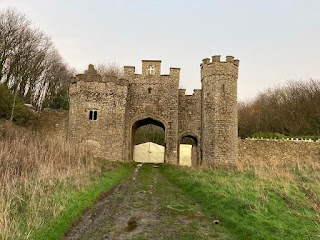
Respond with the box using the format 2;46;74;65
0;121;103;239
237;153;320;215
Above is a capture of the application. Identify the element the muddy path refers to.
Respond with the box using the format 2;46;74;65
64;164;234;240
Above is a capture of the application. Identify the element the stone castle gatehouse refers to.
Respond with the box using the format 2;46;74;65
68;55;239;166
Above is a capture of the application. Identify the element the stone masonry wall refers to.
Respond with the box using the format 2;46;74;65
178;89;202;139
124;61;180;164
178;89;202;165
68;65;128;160
239;139;320;164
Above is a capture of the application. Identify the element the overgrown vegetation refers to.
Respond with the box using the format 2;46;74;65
135;124;165;146
0;8;73;109
0;84;31;124
42;89;69;110
161;157;320;240
238;79;320;138
96;61;124;78
134;125;197;146
251;132;320;141
250;132;288;139
0;121;133;239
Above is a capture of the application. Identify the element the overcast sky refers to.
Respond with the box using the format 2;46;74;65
2;0;320;100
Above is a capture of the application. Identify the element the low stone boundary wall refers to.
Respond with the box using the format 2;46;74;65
238;138;320;164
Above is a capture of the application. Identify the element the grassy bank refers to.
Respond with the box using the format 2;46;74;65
161;160;320;239
33;162;133;240
0;121;133;239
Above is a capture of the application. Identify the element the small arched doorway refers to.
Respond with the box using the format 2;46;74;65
131;118;166;163
179;135;199;166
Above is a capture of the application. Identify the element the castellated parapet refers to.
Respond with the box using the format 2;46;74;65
68;55;239;166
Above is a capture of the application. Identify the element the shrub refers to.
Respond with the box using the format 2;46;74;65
251;132;287;139
0;84;31;124
43;90;69;110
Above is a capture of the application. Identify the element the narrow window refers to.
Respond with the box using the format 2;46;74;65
89;110;98;120
148;87;152;94
222;84;225;95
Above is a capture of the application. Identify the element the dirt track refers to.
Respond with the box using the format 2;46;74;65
64;164;233;240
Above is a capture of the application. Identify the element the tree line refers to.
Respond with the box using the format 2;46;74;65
238;79;320;139
0;8;73;120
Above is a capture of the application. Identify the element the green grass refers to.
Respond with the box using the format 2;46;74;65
31;162;134;240
160;165;320;240
147;164;234;239
251;132;320;141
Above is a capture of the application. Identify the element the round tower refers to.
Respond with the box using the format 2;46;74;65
200;55;239;165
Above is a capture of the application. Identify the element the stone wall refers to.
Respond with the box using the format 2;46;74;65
68;65;128;160
178;90;201;165
239;139;320;164
124;60;180;164
178;89;201;139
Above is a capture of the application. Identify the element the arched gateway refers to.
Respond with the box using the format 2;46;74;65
130;117;166;163
68;56;239;166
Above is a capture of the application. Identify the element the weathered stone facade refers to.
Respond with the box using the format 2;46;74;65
68;55;239;165
239;138;320;164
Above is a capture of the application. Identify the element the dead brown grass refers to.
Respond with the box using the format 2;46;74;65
237;151;320;214
0;121;102;239
237;152;320;182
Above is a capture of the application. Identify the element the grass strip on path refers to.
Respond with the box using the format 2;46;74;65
32;162;134;240
160;165;320;240
65;163;235;239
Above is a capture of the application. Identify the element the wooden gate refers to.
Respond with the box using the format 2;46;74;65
133;142;165;163
179;144;192;166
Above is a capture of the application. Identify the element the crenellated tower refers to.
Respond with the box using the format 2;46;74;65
201;55;239;165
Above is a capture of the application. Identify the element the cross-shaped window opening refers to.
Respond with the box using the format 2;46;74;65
147;65;155;75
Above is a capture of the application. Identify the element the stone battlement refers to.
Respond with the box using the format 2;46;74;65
201;55;239;79
179;89;201;97
201;55;239;66
124;61;180;78
70;64;129;86
102;76;129;86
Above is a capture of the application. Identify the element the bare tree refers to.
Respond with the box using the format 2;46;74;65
95;62;124;79
238;79;320;138
0;8;73;113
